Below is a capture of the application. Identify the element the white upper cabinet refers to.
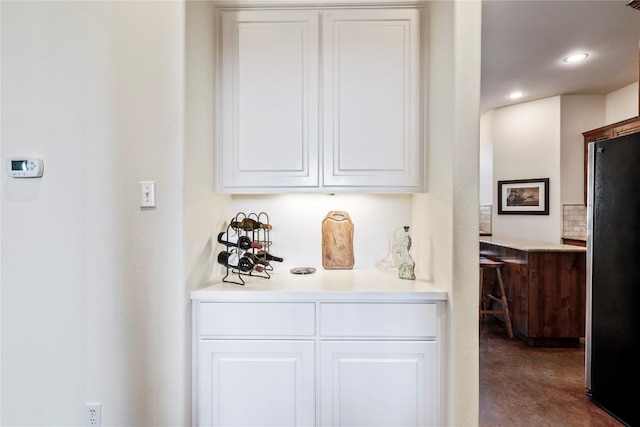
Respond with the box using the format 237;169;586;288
322;8;423;190
216;7;425;193
218;9;320;190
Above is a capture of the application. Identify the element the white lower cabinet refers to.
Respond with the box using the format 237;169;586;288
320;341;438;427
197;340;315;427
193;299;444;426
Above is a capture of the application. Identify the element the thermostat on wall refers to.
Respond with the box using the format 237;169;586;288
6;157;44;178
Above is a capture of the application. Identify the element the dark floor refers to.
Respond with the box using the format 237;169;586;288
479;319;624;427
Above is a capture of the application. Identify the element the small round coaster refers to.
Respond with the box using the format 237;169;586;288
290;267;316;275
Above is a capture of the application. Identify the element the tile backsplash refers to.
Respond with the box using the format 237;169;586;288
563;204;587;238
479;205;492;234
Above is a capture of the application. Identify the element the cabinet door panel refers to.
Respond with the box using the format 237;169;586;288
197;340;315;426
219;10;319;190
323;9;423;189
320;341;439;427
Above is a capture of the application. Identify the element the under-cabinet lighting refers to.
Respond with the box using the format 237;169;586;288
509;91;525;100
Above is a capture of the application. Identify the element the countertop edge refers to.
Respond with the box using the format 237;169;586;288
191;289;448;301
191;269;449;301
480;236;587;252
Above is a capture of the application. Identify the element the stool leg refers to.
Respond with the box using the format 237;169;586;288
495;267;514;339
479;267;486;319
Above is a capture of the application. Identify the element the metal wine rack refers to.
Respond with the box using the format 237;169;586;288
220;211;273;285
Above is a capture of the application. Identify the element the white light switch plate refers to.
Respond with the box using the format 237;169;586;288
140;181;156;208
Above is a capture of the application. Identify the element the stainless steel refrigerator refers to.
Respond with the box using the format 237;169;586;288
586;133;640;427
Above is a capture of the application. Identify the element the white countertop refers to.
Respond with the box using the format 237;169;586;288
192;268;448;301
480;236;586;252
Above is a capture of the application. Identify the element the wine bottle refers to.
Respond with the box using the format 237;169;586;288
217;232;263;250
256;250;284;263
243;251;270;267
230;218;272;231
217;251;264;273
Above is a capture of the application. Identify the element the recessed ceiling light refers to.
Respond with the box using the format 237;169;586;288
509;91;525;99
563;53;589;63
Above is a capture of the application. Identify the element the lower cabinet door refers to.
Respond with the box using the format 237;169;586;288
197;340;315;427
320;341;439;427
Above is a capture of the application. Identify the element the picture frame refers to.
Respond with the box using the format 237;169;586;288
498;178;549;215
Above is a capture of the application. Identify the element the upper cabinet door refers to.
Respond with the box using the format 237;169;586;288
218;10;320;191
322;8;424;190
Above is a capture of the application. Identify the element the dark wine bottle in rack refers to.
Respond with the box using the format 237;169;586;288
230;218;272;231
256;249;283;263
217;251;264;273
217;232;263;250
243;252;270;267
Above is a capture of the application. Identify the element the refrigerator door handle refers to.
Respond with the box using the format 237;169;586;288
585;140;596;393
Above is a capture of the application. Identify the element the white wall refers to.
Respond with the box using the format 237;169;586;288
228;195;412;271
184;4;232;425
2;1;187;425
480;85;637;242
605;81;638;124
479;110;494;205
2;1;481;426
0;2;3;420
560;95;605;204
492;96;562;242
185;1;231;291
442;2;482;425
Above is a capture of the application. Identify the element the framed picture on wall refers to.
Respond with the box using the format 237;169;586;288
498;178;549;215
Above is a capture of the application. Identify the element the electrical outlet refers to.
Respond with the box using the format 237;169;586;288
86;402;101;427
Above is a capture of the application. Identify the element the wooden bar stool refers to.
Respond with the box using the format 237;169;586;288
479;257;514;338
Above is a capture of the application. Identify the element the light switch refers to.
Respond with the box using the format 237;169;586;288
140;181;156;208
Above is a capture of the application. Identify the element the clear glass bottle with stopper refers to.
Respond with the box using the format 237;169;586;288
375;229;402;271
397;226;416;280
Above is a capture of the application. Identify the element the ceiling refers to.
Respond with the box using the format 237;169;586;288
481;0;640;113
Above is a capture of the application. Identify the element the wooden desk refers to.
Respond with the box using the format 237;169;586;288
480;236;586;347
